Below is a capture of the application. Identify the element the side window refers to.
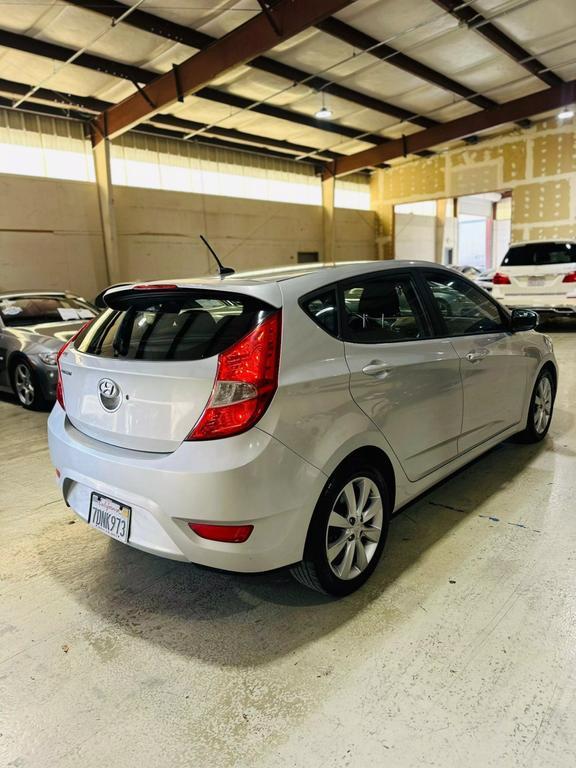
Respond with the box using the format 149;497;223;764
425;273;505;336
341;275;427;343
300;288;338;337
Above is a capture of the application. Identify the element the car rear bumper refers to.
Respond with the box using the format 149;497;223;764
47;405;325;572
495;292;576;317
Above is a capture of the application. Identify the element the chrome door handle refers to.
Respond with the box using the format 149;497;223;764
466;349;489;363
362;361;391;376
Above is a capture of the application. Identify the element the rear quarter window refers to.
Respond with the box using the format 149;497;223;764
299;288;338;337
75;290;274;361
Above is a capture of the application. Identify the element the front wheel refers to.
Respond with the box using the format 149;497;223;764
515;368;555;443
11;359;48;410
291;462;390;596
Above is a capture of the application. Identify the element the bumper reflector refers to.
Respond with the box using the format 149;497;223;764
188;523;253;543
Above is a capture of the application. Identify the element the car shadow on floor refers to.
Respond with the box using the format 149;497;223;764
37;430;558;668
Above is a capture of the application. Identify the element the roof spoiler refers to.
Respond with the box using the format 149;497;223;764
94;283;133;309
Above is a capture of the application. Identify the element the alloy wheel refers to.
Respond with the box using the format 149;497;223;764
14;363;35;406
534;375;553;434
325;476;383;581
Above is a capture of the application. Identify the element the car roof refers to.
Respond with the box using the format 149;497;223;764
0;290;69;299
508;240;576;247
104;260;454;307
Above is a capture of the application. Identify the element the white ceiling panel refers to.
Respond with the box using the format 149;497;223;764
487;79;546;103
0;48;116;97
428;101;481;123
384;84;455;116
449;56;532;99
377;122;423;139
167;96;240;126
336;108;398;132
335;0;458;51
215;69;313;106
119;0;257;35
474;0;576;47
33;6;172;67
339;59;436;100
0;0;62;34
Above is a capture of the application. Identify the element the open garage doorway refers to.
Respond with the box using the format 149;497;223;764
394;192;511;273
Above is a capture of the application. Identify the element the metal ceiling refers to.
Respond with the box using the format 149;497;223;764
0;0;574;168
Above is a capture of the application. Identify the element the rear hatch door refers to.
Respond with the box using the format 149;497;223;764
60;284;279;452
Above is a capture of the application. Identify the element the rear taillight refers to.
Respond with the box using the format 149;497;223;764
562;272;576;283
56;321;93;411
188;523;254;543
187;310;282;441
493;272;511;285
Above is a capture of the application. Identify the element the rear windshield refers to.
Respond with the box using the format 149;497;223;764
0;295;95;327
74;290;274;361
502;243;576;266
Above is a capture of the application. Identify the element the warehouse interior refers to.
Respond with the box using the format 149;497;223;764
2;1;576;766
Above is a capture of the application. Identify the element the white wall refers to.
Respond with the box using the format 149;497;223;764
114;186;376;282
394;213;436;262
0;174;376;299
0;175;107;300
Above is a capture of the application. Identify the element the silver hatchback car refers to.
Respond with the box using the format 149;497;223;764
48;262;557;596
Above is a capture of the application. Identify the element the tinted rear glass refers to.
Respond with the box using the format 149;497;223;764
0;296;95;327
300;288;338;337
502;243;576;266
75;290;274;361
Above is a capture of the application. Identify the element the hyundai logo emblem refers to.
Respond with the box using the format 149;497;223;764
98;378;122;412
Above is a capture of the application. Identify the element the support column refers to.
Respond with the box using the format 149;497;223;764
322;173;335;264
93;137;120;285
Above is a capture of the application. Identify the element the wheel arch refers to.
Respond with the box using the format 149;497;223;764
325;445;396;512
8;350;30;379
539;360;558;394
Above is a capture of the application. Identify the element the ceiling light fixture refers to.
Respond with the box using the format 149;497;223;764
315;91;332;120
558;108;574;120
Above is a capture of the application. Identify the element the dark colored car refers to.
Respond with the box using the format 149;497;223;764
0;291;97;409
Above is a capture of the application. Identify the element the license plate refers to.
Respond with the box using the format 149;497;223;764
89;493;131;543
528;277;545;286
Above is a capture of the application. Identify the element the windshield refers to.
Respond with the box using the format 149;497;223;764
0;295;96;327
74;290;274;361
502;243;576;266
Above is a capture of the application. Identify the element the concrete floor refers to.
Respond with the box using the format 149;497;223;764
1;330;576;768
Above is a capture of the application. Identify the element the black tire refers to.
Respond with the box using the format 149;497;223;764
291;461;390;597
515;368;555;443
10;358;48;411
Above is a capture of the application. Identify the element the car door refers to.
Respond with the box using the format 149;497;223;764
420;270;530;453
341;270;464;482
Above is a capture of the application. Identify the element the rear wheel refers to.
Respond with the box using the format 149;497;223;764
11;359;47;410
515;368;555;443
291;462;390;596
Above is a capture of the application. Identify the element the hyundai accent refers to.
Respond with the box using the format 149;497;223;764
48;262;557;596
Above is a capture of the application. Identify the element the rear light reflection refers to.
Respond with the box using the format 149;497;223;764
188;523;254;543
493;272;511;285
56;320;93;411
562;272;576;283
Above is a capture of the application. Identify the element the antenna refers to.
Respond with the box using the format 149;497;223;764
200;235;235;277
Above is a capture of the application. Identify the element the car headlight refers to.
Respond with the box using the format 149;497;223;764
38;351;58;366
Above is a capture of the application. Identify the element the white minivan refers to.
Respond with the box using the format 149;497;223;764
492;240;576;318
48;262;557;596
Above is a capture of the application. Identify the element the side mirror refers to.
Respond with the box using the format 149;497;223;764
510;307;539;332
